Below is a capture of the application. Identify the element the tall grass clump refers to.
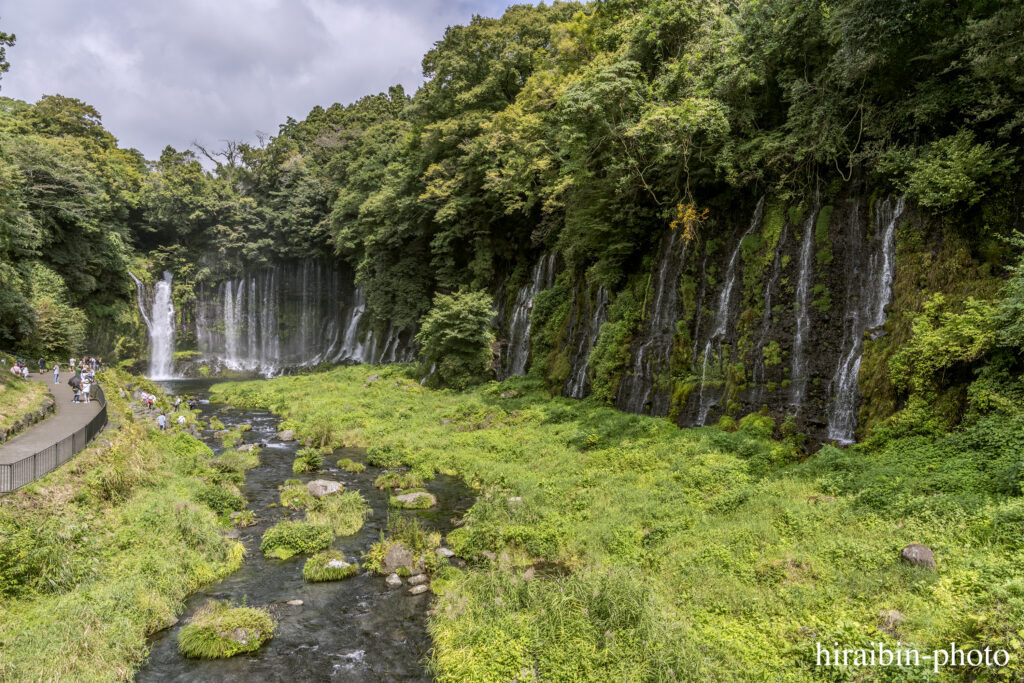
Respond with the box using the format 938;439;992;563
177;600;275;658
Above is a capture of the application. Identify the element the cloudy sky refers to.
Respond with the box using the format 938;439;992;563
1;0;517;160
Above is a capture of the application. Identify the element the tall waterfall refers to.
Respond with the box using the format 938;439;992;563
826;197;906;443
564;285;609;399
503;254;556;377
789;203;822;410
694;197;765;425
195;261;415;376
130;271;176;380
617;230;688;414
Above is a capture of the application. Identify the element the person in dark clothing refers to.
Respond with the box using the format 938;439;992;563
38;357;46;374
68;372;82;403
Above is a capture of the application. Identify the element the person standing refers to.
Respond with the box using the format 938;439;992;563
53;362;60;384
81;376;92;404
156;413;167;431
177;414;186;427
38;357;46;374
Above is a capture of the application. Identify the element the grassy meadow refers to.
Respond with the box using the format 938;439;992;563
215;364;1024;682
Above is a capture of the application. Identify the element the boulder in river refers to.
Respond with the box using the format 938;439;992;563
408;584;429;595
307;479;343;498
392;491;437;509
407;574;428;586
237;443;259;452
436;547;455;558
277;429;296;442
382;542;415;573
385;573;403;588
900;543;935;569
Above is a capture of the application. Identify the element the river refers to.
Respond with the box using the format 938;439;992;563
136;379;473;682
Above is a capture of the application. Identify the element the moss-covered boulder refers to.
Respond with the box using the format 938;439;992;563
303;549;360;582
306;491;370;536
177;601;275;659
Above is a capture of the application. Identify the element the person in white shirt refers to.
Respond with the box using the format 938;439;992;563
81;377;92;403
157;413;167;431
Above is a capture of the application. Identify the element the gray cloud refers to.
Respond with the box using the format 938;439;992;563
1;0;518;159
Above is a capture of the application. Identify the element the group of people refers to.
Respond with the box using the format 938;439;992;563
67;363;98;404
6;359;32;378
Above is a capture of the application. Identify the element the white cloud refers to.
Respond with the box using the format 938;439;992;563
0;0;519;159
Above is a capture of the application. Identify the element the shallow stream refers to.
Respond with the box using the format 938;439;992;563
136;379;473;682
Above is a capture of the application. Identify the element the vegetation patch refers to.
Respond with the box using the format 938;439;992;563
303;550;360;582
177;600;275;659
279;481;315;509
292;447;323;474
306;491;370;536
337;457;366;473
260;521;333;560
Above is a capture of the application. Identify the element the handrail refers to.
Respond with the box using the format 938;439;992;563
0;383;107;493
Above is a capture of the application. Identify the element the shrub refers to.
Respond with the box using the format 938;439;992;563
374;471;424;490
195;484;246;516
303;550;359;582
416;289;495;389
367;444;405;467
177;600;275;658
231;510;256;527
260;521;332;560
390;488;436;509
292;447;323;474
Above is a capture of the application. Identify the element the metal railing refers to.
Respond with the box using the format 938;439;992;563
0;384;107;493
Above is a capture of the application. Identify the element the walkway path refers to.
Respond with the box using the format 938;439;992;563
0;372;102;465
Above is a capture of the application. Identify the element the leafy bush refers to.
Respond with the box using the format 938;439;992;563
366;443;405;467
292;447;323;474
363;516;442;575
374;470;424;490
260;521;332;560
897;131;1013;209
279;483;314;509
195;484;246;516
416;289;495;389
303;549;359;582
177;600;275;658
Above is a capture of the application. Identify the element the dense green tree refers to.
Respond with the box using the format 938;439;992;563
416;289;496;389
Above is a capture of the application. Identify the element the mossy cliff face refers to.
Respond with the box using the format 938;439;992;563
526;183;1002;444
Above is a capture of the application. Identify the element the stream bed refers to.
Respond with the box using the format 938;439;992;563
136;379;473;682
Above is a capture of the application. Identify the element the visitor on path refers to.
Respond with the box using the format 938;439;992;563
157;413;167;431
177;414;186;427
53;363;60;384
22;365;29;379
38;357;46;374
174;396;181;410
81;377;92;404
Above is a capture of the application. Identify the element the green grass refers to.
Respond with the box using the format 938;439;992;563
363;515;443;576
214;364;1024;681
177;600;275;658
337;457;366;473
0;372;51;435
0;369;246;681
303;550;360;582
306;491;371;536
280;481;315;509
260;521;332;560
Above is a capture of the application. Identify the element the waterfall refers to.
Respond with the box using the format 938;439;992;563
789;203;822;410
694;197;765;425
564;285;609;399
194;261;413;376
751;222;788;398
504;254;556;377
617;229;688;414
130;271;176;380
826;197;906;443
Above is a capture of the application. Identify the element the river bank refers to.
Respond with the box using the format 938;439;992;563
216;364;1024;681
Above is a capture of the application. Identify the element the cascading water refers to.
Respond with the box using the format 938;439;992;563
194;262;416;376
826;197;906;443
503;254;556;377
788;203;822;410
694;197;765;425
564;285;609;399
617;230;688;414
751;222;788;398
130;271;176;380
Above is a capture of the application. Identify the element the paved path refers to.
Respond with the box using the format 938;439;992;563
0;372;102;465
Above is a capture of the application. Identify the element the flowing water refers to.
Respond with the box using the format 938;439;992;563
193;262;416;376
825;197;906;443
616;231;689;415
694;197;765;425
503;255;556;377
788;203;821;411
564;286;608;399
131;271;177;380
137;379;473;682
